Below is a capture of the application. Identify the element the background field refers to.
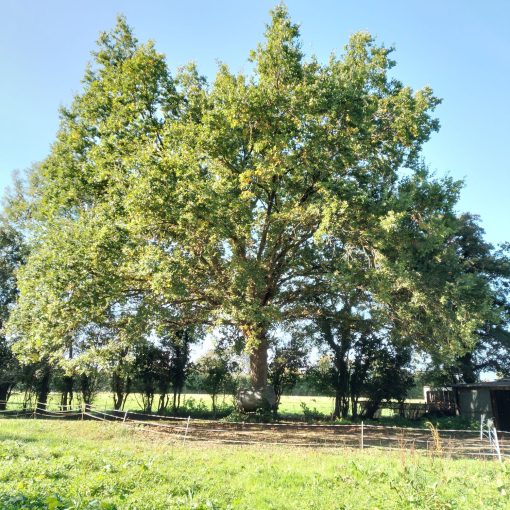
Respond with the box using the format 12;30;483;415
8;392;425;417
0;420;508;510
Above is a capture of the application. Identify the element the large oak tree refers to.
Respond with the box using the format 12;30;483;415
7;6;503;408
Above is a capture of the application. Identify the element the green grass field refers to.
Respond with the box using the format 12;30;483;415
0;420;508;509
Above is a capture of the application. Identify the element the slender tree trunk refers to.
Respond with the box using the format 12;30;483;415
351;396;359;420
112;372;130;411
157;393;167;414
339;354;350;419
320;315;351;419
60;375;74;410
80;373;94;406
333;386;342;419
37;365;51;409
0;384;13;410
332;371;349;419
338;316;351;419
113;394;122;411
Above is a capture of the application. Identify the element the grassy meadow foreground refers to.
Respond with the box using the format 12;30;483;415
0;420;508;510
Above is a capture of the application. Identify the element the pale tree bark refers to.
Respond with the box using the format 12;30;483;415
248;331;269;390
239;324;275;410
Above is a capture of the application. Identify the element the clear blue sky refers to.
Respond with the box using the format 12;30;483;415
1;0;509;245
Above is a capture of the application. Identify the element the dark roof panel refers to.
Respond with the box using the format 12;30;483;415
453;379;510;390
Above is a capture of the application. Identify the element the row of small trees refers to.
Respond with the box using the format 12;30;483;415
0;213;421;417
0;332;413;420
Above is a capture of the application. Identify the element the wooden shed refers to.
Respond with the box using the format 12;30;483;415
453;380;510;431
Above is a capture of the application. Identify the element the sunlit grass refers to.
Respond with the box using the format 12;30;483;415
0;419;507;509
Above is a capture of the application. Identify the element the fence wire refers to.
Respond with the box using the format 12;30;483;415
1;402;508;460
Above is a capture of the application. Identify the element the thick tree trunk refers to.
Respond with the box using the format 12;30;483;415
241;324;270;390
459;352;477;383
237;325;276;411
361;399;381;420
249;335;269;391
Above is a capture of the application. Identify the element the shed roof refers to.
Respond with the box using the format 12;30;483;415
453;379;510;390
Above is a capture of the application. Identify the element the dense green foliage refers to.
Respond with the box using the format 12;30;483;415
268;336;308;410
1;8;509;509
1;6;509;415
0;420;508;509
192;349;240;413
0;219;26;407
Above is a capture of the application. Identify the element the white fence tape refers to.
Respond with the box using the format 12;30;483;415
2;403;508;460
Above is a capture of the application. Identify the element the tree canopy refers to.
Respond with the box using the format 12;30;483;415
5;6;509;409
